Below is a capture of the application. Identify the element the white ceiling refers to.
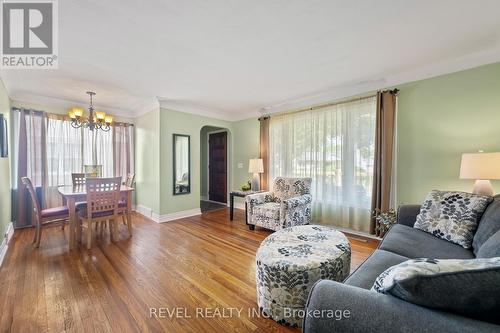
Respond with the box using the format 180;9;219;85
2;0;500;120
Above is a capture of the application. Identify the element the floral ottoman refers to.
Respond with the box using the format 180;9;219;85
255;225;351;327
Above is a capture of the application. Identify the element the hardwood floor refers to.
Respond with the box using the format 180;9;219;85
0;208;378;333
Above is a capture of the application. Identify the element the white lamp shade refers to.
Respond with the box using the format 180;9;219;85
460;152;500;180
249;158;264;173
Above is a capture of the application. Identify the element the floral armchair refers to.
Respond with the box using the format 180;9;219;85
246;177;312;231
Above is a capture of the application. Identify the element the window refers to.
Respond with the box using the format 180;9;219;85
269;96;376;232
11;108;134;210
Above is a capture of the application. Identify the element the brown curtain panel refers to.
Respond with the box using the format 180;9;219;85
371;90;397;236
13;109;47;228
113;123;135;181
259;116;270;190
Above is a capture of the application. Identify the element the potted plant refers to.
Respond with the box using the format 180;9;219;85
241;179;251;191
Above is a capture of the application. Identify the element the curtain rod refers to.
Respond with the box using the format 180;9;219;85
259;89;398;120
274;94;377;118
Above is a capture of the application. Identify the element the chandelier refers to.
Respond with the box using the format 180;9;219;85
68;91;113;131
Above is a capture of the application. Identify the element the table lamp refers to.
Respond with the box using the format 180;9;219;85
460;152;500;196
249;158;264;191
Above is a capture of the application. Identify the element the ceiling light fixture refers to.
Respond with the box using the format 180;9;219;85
68;91;113;131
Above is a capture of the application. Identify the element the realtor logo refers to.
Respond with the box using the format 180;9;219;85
1;0;58;69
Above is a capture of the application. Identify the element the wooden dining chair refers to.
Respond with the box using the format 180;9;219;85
72;173;86;186
22;177;69;248
78;177;121;249
118;173;135;235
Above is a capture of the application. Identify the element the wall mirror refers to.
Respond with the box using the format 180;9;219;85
173;134;191;195
0;114;8;158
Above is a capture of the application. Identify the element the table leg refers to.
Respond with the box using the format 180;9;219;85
126;191;132;236
230;193;234;221
67;198;76;250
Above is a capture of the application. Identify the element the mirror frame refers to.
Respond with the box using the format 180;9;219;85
173;133;191;195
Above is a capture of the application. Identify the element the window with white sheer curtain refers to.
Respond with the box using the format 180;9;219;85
12;109;134;223
82;126;114;177
269;96;377;233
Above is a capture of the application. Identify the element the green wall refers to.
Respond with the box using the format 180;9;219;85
134;107;261;216
231;118;260;205
396;62;500;204
135;108;161;213
159;108;233;215
0;80;11;238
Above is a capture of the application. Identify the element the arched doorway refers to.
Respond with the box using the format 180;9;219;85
200;126;230;212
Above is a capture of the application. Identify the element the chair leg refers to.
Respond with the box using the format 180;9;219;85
34;224;42;248
112;219;118;241
108;220;113;241
86;222;92;250
122;214;126;225
32;224;38;244
126;214;132;236
76;218;82;245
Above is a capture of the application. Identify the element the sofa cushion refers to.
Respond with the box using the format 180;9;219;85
414;190;493;248
272;177;311;202
253;202;281;221
41;206;69;218
344;249;409;289
379;224;474;259
372;257;500;324
477;229;500;258
472;197;500;255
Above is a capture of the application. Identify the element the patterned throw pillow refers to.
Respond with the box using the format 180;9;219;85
273;177;312;202
414;190;493;248
372;257;500;324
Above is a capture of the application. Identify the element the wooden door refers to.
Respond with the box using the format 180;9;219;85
209;131;227;203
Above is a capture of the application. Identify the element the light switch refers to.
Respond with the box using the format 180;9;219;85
237;162;243;169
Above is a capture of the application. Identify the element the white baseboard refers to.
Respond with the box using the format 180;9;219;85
330;226;382;241
136;204;154;217
0;222;14;268
158;208;202;223
135;205;201;223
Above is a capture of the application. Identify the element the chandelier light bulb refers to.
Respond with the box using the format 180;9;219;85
67;92;113;132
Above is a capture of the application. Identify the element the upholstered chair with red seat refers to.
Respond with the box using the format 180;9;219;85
21;177;69;248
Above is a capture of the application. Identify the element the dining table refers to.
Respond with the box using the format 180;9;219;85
58;185;135;250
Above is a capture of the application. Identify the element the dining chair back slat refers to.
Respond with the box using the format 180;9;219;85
21;177;42;222
72;173;86;186
86;177;121;216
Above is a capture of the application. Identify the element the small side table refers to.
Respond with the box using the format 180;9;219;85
229;190;264;222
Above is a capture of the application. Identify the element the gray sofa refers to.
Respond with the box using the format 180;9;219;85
303;201;500;333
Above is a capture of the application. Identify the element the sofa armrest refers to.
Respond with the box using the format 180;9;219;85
282;194;312;210
245;192;273;213
281;194;312;227
396;204;421;227
303;280;498;333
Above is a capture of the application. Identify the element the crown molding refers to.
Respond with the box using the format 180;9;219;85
261;46;500;116
5;46;500;123
158;98;240;121
9;92;135;119
133;98;160;118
